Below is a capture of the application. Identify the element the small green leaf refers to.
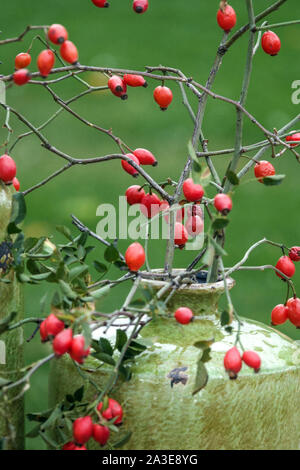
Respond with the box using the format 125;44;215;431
81;321;92;349
193;359;208;395
262;174;286;186
69;264;88;281
202;244;215;267
94;352;116;366
74;386;84;402
221;310;230;326
210;236;228;256
0;311;17;334
90;285;110;300
93;261;107;273
212;218;230;231
104;245;120;263
59;280;77;300
56;225;73;241
226;170;240;185
113;431;132;449
115;329;127;352
99;337;114;356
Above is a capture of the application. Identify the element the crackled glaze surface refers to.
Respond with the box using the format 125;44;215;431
49;275;300;450
0;183;24;450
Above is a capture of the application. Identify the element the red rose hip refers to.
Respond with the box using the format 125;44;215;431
286;133;300;148
287;297;300;328
93;424;110;446
70;335;90;364
214;193;232;215
133;148;157;166
92;0;110;6
133;0;148;14
174;307;194;325
73;416;93;445
125;185;145;205
44;313;65;338
48;24;68;44
97;398;123;425
0;154;17;183
140;192;161;218
224;347;242;379
13;69;30;86
183;178;204;202
242;351;261;373
217;4;237;32
271;304;289;326
53;328;73;356
289;246;300;262
108;75;127;99
261;30;281;56
121;154;140;177
174;222;188;248
15;52;31;70
123;74;147;88
185;215;204;237
275;256;295;279
125;242;145;271
153;86;173;111
37;49;55;77
60;40;78;64
254;160;275;182
13;177;20;191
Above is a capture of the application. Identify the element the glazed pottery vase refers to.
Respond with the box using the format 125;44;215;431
49;271;300;450
0;182;24;450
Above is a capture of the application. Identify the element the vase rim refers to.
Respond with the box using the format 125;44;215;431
140;268;235;294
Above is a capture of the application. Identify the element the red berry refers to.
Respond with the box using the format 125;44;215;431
92;0;110;6
0;154;17;183
53;328;73;356
13;177;20;191
125;242;145;272
286;297;300;328
60;40;78;64
97;398;123;425
160;201;184;224
93;424;110;446
187;203;203;219
254;160;275;182
108;75;127;99
133;148;157;166
140;192;161;218
183;178;204;203
275;256;295;279
185;215;204;237
73;416;93;445
37;50;55;77
289;246;300;262
217;4;237;32
13;69;30;86
121;154;140;177
73;445;87;450
224;347;242;379
153;86;173;111
69;335;90;364
62;441;76;450
174;307;194;325
123;74;147;88
45;313;65;338
242;351;261;373
174;222;188;248
125;185;145;205
261;30;281;56
286;133;300;148
40;320;48;343
133;0;148;14
214;193;232;215
48;24;68;45
271;304;289;326
15;52;31;70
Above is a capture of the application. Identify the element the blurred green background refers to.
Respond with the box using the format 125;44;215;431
1;0;300;449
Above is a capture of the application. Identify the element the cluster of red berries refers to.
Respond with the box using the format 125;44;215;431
40;314;90;363
13;24;78;86
63;398;123;450
224;347;261;380
108;75;173;110
0;154;20;191
271;298;300;328
92;0;149;14
121;148;157;177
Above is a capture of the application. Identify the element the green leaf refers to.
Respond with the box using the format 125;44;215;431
90;285;110;300
193;359;208;395
81;321;92;349
7;193;26;234
188;140;198;163
104;245;120;263
99;337;114;356
56;225;73;241
93;261;107;273
212;218;230;231
26;424;41;439
262;174;286;186
69;264;88;281
113;431;132;449
129;298;146;308
59;280;77;300
221;310;230;326
115;329;127;352
192;160;202;173
74;386;84;402
226;170;240;186
93;352;116;366
210;236;228;256
202;244;215;267
0;311;17;334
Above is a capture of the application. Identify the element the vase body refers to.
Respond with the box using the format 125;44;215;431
0;183;24;450
49;273;300;450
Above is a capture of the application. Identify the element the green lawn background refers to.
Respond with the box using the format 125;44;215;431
0;0;299;449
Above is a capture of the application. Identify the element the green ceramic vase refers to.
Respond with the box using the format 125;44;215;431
49;272;300;450
0;182;24;450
